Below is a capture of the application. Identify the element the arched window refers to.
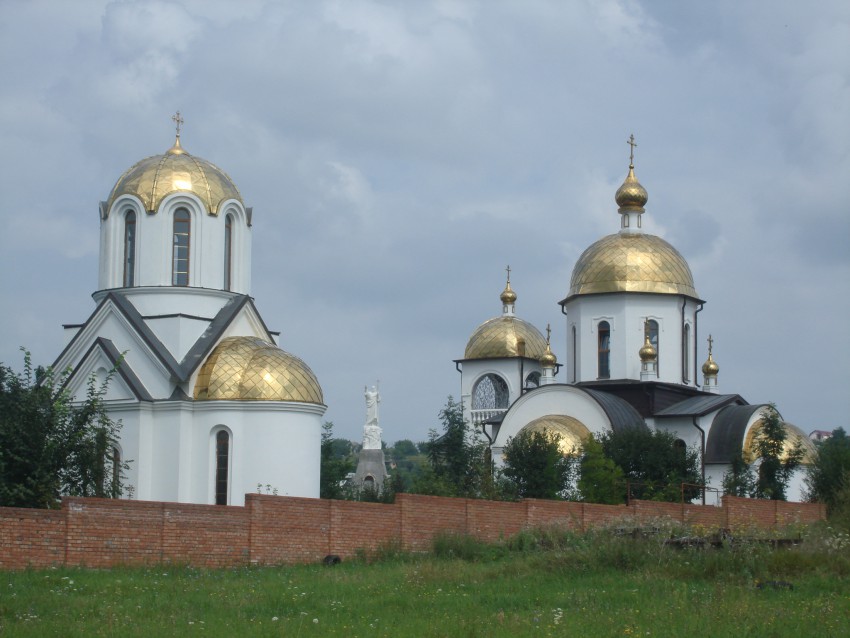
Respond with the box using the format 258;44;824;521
525;371;541;389
224;214;233;291
571;325;577;383
682;324;691;382
111;446;122;497
598;321;610;379
172;208;191;286
647;319;659;373
123;211;136;287
472;374;509;411
215;430;230;505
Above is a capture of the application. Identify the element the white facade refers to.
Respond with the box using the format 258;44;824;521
54;133;325;506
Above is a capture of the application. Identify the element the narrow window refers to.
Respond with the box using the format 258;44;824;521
123;211;136;287
683;324;691;382
215;430;229;505
172;208;191;286
224;214;233;291
525;372;541;389
598;321;610;379
111;447;121;496
571;325;577;383
647;319;659;374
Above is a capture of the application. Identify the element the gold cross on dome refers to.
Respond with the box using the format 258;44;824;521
707;334;714;354
172;111;184;137
505;264;511;283
627;134;637;166
546;323;552;344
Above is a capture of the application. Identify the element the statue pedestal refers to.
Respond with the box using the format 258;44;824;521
353;448;388;494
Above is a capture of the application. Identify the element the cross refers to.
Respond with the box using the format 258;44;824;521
505;264;511;283
172;111;184;137
627;133;637;166
546;323;551;344
707;334;714;354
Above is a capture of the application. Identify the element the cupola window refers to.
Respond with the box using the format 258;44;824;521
571;325;577;383
471;373;509;425
215;430;230;505
172;208;191;286
224;214;233;291
123;211;136;287
682;324;691;382
598;321;611;379
647;319;659;373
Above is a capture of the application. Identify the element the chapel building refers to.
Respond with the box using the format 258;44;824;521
53;123;325;506
456;140;815;502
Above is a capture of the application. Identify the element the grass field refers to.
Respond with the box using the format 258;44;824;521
2;522;849;637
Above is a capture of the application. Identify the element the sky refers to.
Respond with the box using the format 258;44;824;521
1;0;848;444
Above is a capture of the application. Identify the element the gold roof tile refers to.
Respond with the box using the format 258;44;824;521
194;336;323;404
106;138;242;215
567;233;698;299
518;415;591;455
464;316;547;360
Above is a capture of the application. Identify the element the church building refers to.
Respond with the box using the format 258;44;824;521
457;138;815;502
53;118;325;506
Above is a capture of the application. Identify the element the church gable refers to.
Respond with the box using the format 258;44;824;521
60;338;151;403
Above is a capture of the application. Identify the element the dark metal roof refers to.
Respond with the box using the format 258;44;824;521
583;388;648;432
654;394;747;418
705;404;762;464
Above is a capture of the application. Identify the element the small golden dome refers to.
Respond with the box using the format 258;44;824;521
639;334;657;362
194;336;323;403
518;415;591;456
540;342;557;368
702;352;719;377
615;165;648;212
464;316;547;360
106;137;243;215
500;280;517;304
566;233;698;300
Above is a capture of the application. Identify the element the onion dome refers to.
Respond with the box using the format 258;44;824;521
464;276;546;360
540;323;557;368
615;164;648;212
567;233;698;299
702;334;719;376
106;135;243;215
518;415;591;455
500;280;517;305
639;333;657;362
194;336;323;403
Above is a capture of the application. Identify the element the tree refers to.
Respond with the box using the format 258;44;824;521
805;427;850;514
577;434;625;504
0;351;127;509
501;429;574;499
722;451;755;497
414;397;489;498
319;421;354;499
752;405;804;501
598;427;702;502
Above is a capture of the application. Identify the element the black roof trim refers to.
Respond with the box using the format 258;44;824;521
655;394;747;418
705;404;762;464
61;337;154;402
558;290;706;306
582;387;648;432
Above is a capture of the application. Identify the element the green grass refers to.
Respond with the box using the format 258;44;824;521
2;523;849;637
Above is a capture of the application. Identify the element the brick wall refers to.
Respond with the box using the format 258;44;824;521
0;494;826;570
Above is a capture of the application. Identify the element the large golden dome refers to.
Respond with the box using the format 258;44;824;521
518;415;591;455
464;316;547;360
194;336;323;403
742;419;817;465
566;233;698;299
106;137;243;215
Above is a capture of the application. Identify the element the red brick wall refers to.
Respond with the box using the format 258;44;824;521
0;494;826;570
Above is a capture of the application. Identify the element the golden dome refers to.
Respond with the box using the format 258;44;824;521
540;342;557;368
194;336;323;403
615;165;648;212
566;233;698;299
518;415;591;455
464;316;547;360
106;137;243;215
639;334;657;362
742;419;817;465
702;352;719;376
500;280;517;304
